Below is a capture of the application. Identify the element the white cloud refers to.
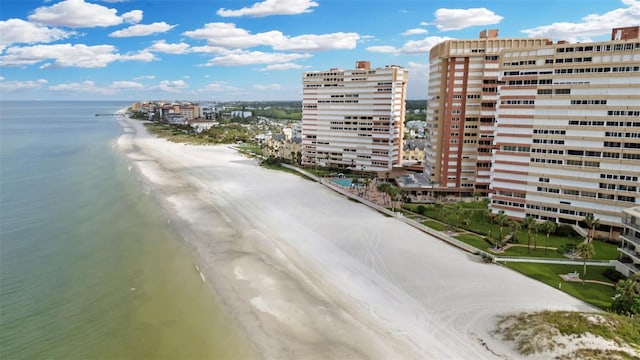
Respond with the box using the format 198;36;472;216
431;8;503;31
253;83;282;91
133;75;155;80
192;81;243;94
122;10;143;24
190;45;232;54
406;61;429;99
402;28;428;36
111;80;143;89
118;51;156;62
28;0;143;28
400;36;452;53
49;80;114;95
366;36;452;55
0;78;48;91
204;50;312;66
259;63;304;71
146;40;190;54
152;80;188;93
274;32;359;51
109;22;176;38
217;0;318;17
522;0;640;41
183;22;359;51
183;23;268;48
366;45;398;54
0;43;155;68
0;19;73;50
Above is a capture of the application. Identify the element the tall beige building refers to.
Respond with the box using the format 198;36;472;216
425;30;552;194
301;61;408;171
490;27;640;236
426;26;639;236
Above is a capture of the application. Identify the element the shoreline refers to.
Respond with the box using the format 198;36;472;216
114;114;599;359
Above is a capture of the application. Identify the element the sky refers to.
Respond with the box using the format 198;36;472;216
0;0;639;101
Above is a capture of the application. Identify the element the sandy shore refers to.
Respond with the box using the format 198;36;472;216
115;115;598;359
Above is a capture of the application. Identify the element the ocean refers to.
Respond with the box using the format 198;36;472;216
0;101;254;359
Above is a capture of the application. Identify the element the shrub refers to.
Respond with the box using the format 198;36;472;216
416;205;426;215
603;269;626;283
555;224;575;237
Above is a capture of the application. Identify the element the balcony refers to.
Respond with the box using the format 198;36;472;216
622;217;640;233
620;233;640;247
618;246;640;262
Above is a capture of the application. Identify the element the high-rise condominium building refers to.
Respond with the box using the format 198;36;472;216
490;27;640;236
425;30;552;194
301;61;408;171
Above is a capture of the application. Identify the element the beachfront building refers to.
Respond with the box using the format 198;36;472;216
301;61;408;171
619;206;640;276
489;27;640;237
424;30;552;195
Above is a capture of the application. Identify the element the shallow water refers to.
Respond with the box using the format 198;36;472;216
0;101;254;359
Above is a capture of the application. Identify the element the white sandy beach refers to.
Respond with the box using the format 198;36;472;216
116;115;599;359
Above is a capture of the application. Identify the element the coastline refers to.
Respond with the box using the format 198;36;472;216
114;113;598;359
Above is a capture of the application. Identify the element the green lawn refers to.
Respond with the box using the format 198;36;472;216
503;262;617;310
402;203;620;261
422;220;448;231
500;245;568;259
455;233;493;250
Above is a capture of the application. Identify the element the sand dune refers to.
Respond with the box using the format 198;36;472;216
116;116;597;359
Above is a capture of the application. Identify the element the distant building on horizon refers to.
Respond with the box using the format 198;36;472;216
301;61;408;172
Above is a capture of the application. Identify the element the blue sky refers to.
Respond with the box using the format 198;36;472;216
1;0;638;101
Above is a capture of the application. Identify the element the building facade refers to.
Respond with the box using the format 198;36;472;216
425;30;552;194
301;61;408;171
619;206;640;276
489;27;640;236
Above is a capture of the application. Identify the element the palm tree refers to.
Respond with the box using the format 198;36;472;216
388;186;400;212
509;220;521;244
523;216;538;253
462;210;472;228
495;210;508;249
363;177;371;196
453;203;464;229
484;208;494;226
575;242;595;286
542;220;557;255
582;213;600;243
434;202;444;221
611;273;640;315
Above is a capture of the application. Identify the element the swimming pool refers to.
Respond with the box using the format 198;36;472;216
331;178;361;188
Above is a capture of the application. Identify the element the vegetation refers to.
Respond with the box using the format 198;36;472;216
576;242;596;285
582;213;601;243
494;311;640;358
145;122;255;144
611;273;640;316
503;263;616;309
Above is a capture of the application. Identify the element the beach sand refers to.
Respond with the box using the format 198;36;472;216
116;116;598;359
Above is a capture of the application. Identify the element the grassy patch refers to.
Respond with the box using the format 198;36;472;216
455;233;492;250
502;262;616;309
500;245;567;259
495;311;640;358
421;220;448;231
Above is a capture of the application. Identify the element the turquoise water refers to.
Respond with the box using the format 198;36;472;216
331;178;361;188
0;101;253;359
